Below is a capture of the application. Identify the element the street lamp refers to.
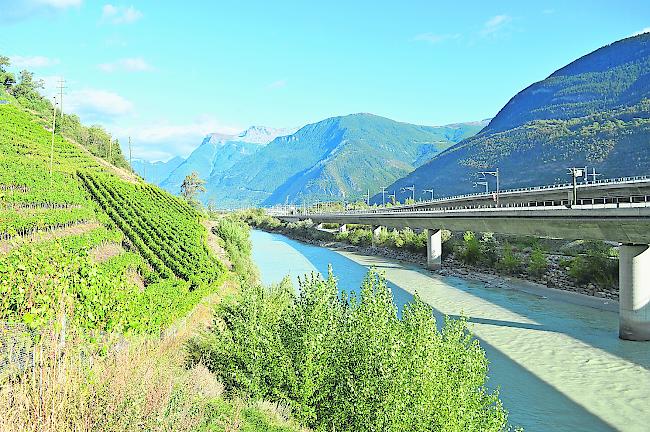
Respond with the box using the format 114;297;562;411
478;168;500;206
400;185;415;202
422;188;434;201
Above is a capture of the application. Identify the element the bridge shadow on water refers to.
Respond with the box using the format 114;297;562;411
263;232;630;431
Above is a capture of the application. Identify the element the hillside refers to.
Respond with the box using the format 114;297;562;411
198;114;486;207
0;100;224;332
381;33;650;201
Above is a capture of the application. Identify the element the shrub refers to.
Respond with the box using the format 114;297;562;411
480;232;499;266
498;243;522;274
188;270;509;431
528;248;548;277
568;250;618;287
458;231;481;264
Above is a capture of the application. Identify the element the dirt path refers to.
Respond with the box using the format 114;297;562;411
202;220;232;270
0;221;101;254
89;242;125;263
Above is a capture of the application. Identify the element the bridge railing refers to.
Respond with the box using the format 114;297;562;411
266;176;650;216
276;194;650;217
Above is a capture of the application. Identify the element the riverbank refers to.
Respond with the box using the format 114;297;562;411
250;222;620;308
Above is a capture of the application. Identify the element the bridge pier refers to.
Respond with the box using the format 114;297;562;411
338;224;347;233
619;244;650;341
372;225;382;245
426;229;442;270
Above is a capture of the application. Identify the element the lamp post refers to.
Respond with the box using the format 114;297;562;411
401;185;415;202
478;168;500;205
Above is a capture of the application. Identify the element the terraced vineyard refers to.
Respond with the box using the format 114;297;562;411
78;172;223;286
0;98;225;334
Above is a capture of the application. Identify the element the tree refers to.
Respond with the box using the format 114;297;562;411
180;171;206;207
0;55;15;90
12;70;44;100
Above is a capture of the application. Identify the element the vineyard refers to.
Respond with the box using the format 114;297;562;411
0;98;226;334
78;171;223;286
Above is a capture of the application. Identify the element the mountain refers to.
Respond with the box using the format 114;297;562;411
156;126;296;197
203;114;487;207
132;156;185;184
380;33;650;202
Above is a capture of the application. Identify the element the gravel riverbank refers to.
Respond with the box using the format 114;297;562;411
252;225;620;305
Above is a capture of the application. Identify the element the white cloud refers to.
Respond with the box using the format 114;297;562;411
66;89;134;119
267;79;287;89
542;8;555;15
632;27;650;36
37;0;82;7
480;14;512;36
114;117;241;160
9;55;59;68
413;33;460;44
101;4;142;24
0;0;81;23
98;57;153;72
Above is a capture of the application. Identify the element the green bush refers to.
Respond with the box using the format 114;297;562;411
215;216;258;283
187;270;509;431
528;248;548;277
480;233;499;266
568;250;618;286
458;231;481;265
498;243;522;274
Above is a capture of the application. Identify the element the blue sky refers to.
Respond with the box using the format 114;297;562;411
1;0;649;160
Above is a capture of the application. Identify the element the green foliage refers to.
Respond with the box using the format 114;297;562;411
459;231;481;265
188;270;509;431
180;171;206;208
480;232;499;266
567;250;618;286
498;243;522;275
528;248;548;277
214;216;258;283
78;171;222;287
0;239;224;335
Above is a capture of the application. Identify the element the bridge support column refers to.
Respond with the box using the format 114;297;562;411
619;244;650;341
338;224;347;233
316;223;324;230
372;225;383;246
426;229;442;270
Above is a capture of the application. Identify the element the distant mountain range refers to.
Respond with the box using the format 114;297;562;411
134;116;486;207
379;33;650;203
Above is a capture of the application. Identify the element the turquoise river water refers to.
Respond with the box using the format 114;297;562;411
250;229;650;432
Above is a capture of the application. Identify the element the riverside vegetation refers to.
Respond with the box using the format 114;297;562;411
191;214;512;432
0;60;513;430
243;209;619;299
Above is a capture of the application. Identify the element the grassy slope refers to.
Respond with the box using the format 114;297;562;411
0;99;305;430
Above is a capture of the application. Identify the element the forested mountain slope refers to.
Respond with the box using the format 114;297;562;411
204;114;486;207
381;33;650;202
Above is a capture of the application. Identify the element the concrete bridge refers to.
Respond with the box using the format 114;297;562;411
274;177;650;341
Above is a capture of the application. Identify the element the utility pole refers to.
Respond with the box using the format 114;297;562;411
57;78;66;133
366;189;370;206
108;138;113;163
423;188;434;200
128;136;132;168
380;186;387;206
50;97;58;187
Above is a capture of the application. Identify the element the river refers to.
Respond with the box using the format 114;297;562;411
250;229;650;432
